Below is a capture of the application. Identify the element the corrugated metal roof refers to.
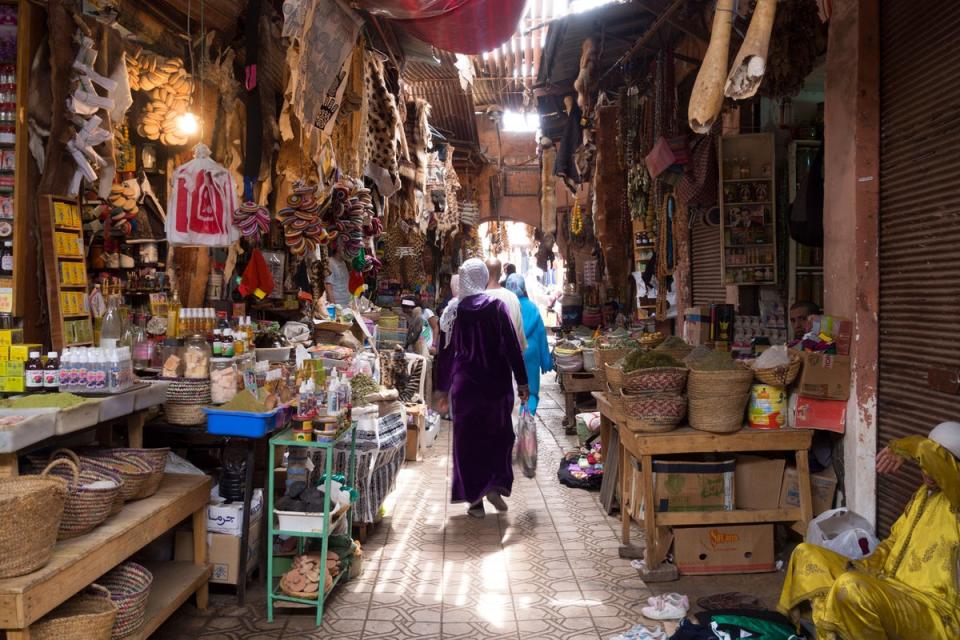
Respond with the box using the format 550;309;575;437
406;79;480;151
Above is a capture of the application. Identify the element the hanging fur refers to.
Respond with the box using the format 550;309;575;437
573;38;598;115
539;136;557;237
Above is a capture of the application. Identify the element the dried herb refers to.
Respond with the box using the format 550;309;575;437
621;350;682;373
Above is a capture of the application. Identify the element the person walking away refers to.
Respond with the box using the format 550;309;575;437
484;258;527;350
778;420;960;639
436;259;529;518
505;274;553;414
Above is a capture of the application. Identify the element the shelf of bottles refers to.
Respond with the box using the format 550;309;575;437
718;133;778;286
0;4;17;313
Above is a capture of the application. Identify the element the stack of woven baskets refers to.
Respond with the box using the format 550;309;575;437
618;363;689;433
30;562;153;639
163;377;212;425
0;460;69;579
687;361;755;433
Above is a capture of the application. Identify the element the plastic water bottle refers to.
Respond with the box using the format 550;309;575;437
75;348;88;392
107;349;120;392
326;370;340;415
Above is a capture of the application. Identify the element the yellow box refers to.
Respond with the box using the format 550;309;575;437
10;344;40;361
4;361;23;376
0;328;23;346
0;346;9;360
4;377;23;393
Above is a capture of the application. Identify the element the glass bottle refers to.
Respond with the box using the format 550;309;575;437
44;352;60;392
167;290;181;340
100;292;122;349
132;316;154;369
0;240;11;276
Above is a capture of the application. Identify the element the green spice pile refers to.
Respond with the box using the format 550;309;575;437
607;337;640;350
350;374;378;406
686;350;742;371
1;393;88;409
656;336;689;350
621;350;682;373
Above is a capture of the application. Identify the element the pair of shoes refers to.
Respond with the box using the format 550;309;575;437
467;502;485;518
641;592;689;621
485;491;508;512
609;623;667;640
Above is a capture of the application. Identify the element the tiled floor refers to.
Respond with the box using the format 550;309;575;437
156;373;655;639
155;374;782;639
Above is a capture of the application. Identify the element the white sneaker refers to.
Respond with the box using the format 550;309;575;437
641;597;688;621
645;593;689;609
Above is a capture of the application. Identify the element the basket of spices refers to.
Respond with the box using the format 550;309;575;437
620;350;688;395
653;336;694;362
31;584;117;640
622;392;687;433
595;338;637;383
0;459;70;578
686;350;754;433
100;561;153;639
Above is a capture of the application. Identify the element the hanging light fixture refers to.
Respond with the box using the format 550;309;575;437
176;111;200;136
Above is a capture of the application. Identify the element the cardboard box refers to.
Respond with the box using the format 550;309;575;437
735;455;786;510
798;353;851;400
650;459;735;512
673;524;775;575
175;517;262;585
207;489;263;536
683;306;712;346
795;396;847;433
780;466;838;516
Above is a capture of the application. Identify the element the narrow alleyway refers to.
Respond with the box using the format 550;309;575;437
157;373;653;639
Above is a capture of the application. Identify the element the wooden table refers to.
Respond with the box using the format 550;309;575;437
0;473;212;638
593;392;814;573
557;371;605;434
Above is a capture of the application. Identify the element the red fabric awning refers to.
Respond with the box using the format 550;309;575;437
385;0;527;55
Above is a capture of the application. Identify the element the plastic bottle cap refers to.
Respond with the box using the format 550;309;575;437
47;352;57;358
29;351;39;358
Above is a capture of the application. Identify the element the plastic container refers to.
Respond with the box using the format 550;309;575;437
747;384;787;430
209;358;237;404
203;406;285;437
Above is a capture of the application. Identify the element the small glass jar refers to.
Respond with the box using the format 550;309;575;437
210;357;237;404
159;339;182;378
183;334;212;379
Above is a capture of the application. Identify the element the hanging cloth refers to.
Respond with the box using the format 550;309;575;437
166;144;240;247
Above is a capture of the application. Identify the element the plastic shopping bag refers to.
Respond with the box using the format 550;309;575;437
516;407;538;479
806;508;879;560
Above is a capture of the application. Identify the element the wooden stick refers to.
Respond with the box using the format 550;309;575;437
724;0;777;100
687;0;734;133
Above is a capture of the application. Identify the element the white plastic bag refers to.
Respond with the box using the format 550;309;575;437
806;508;879;559
516;407;537;479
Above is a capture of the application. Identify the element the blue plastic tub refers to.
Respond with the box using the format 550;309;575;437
204;406;286;437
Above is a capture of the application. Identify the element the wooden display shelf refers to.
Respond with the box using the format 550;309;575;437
134;561;212;640
0;473;211;634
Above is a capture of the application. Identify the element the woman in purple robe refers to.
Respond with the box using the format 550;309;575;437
436;258;529;518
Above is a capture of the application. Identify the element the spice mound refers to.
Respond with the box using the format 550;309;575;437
1;392;89;409
686;350;743;371
216;390;277;413
621;351;682;373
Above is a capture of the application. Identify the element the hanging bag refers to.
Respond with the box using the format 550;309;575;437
516;407;538;479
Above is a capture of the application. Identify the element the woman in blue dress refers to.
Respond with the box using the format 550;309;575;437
505;274;553;414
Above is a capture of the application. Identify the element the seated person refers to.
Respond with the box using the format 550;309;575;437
790;300;821;340
778;421;960;640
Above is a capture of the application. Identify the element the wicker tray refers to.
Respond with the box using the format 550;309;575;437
752;350;803;386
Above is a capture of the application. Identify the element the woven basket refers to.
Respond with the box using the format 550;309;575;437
0;459;70;578
596;348;631;383
31;584;117;640
100;561;153;639
44;450;122;540
89;449;168;500
163;402;207;425
28;451;128;516
752;350;803;387
604;362;625;393
622;393;687;433
82;454;152;504
687;365;754;433
622;366;689;395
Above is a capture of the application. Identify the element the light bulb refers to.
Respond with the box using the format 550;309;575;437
176;112;199;136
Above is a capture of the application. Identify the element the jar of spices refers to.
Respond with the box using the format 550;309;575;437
183;334;211;379
210;357;237;404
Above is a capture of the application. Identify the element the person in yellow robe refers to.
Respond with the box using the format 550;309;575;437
778;421;960;640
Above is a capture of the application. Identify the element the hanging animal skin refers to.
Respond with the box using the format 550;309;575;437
725;0;777;100
689;0;735;133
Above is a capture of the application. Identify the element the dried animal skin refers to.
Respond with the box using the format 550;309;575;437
688;0;734;133
725;0;777;100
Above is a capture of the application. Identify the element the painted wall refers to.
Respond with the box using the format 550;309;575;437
823;0;880;524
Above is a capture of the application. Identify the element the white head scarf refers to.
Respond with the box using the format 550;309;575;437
439;259;488;346
929;421;960;459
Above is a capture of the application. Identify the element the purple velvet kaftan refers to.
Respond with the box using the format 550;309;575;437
436;294;528;504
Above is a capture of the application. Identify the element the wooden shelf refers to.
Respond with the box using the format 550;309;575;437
134;561;213;639
723;201;771;206
0;473;211;630
723;178;772;183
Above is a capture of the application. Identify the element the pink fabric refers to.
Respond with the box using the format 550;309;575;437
391;0;527;55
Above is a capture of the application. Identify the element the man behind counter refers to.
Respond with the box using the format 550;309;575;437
790;300;821;340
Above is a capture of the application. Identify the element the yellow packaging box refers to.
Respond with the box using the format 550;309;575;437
4;360;23;376
0;328;22;345
10;344;40;361
4;376;23;393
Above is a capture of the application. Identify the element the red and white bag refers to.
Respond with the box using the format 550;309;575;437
166;144;240;247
